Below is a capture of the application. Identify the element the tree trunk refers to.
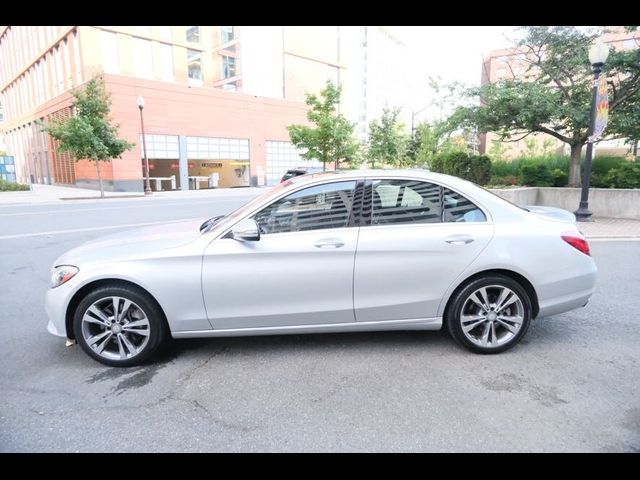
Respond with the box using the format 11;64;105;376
568;144;583;188
95;160;105;198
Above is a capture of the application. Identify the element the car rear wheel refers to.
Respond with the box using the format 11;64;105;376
447;275;532;354
73;284;167;367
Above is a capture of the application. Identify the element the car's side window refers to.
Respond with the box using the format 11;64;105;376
371;179;441;225
442;188;487;223
253;181;357;234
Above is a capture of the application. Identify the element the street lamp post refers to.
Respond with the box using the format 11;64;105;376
574;40;610;222
137;96;152;195
411;104;432;138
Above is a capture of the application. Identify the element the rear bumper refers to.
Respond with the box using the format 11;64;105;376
537;259;597;318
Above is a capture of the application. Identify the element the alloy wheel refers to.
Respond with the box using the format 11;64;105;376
459;285;525;348
80;296;151;361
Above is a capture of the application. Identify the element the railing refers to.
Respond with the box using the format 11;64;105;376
188;175;211;189
149;175;177;191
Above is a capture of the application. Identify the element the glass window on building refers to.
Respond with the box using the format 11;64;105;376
101;31;119;74
158;43;174;81
54;46;64;95
222;55;236;79
133;38;153;79
187;49;202;83
221;26;234;44
186;26;200;43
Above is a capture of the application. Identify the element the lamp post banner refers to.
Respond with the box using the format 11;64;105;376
590;76;609;142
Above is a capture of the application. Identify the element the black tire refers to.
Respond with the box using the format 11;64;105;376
446;274;532;354
73;284;168;367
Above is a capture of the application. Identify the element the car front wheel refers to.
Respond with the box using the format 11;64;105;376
447;275;532;354
73;284;167;367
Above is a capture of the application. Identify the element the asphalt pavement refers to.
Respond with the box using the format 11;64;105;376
0;193;638;452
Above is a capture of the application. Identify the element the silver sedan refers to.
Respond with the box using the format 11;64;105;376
46;170;597;366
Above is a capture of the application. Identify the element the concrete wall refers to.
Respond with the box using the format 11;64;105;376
490;187;640;220
488;187;538;206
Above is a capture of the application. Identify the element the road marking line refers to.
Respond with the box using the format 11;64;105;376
0;219;203;240
0;197;255;216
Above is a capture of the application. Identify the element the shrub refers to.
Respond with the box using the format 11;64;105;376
430;151;492;185
491;160;520;177
551;168;568;187
467;155;492;185
589;155;626;176
604;163;640;189
428;154;445;174
519;162;554;186
488;175;519;187
0;179;30;191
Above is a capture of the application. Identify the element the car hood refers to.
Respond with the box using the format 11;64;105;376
54;218;208;266
525;205;576;223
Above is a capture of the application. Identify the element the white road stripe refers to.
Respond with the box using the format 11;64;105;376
0;198;254;216
0;219;202;240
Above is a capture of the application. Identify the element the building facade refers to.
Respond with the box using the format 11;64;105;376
0;26;417;191
479;27;640;159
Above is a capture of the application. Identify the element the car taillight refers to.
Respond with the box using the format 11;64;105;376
561;232;591;256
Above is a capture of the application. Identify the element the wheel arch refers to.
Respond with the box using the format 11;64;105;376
65;279;169;340
442;269;540;322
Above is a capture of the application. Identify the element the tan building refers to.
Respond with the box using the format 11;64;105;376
1;25;415;190
479;27;640;159
0;26;316;190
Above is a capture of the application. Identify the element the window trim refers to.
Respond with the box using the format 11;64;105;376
216;178;365;240
361;176;491;227
249;180;361;236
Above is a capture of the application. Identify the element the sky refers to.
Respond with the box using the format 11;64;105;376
387;26;521;121
392;26;519;85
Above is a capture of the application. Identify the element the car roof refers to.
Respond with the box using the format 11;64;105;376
288;168;468;188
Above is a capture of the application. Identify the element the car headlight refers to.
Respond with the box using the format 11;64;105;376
50;265;79;288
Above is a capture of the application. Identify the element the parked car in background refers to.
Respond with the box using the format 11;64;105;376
46;170;597;366
280;166;324;183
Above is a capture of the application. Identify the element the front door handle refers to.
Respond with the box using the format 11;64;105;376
314;238;345;249
445;235;475;245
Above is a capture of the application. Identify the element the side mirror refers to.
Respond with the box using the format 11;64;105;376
231;218;260;241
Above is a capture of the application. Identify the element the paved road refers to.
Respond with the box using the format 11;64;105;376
0;194;639;452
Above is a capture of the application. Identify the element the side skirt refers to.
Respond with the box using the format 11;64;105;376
172;317;443;339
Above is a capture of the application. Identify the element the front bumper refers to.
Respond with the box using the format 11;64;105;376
45;283;74;338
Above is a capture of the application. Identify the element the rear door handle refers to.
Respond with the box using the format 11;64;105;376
314;238;345;249
445;235;475;245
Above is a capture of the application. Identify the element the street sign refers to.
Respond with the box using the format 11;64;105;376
590;76;609;142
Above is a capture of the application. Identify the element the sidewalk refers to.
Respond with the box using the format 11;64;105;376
577;218;640;240
0;183;267;205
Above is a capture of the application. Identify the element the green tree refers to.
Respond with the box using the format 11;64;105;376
450;26;640;187
367;108;409;168
487;140;511;161
45;75;134;197
411;121;456;167
287;81;360;171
